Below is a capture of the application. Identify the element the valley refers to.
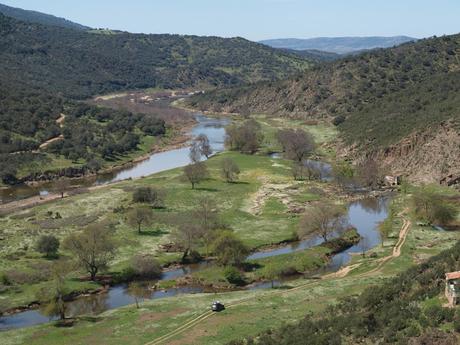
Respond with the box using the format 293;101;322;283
0;2;460;345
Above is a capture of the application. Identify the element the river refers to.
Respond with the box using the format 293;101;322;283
0;195;390;331
0;114;230;204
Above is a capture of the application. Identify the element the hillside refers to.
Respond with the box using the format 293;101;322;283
260;36;416;54
0;11;313;183
189;34;460;183
278;48;340;62
0;3;90;30
0;13;311;99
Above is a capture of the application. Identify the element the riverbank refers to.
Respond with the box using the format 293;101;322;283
2;193;459;343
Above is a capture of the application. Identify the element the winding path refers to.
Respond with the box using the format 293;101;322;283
144;213;412;345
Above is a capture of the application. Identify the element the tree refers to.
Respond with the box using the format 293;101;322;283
172;223;201;263
182;162;209;189
37;261;70;321
225;119;263;154
127;206;153;234
194;196;221;257
263;263;281;288
53;178;70;198
298;203;348;243
411;186;456;225
63;223;116;281
130;254;161;279
356;159;385;189
212;231;249;267
379;204;395;247
132;186;165;208
277;129;315;162
189;134;213;163
332;161;354;187
196;134;212;159
292;160;322;181
221;157;240;183
36;235;60;258
127;282;149;309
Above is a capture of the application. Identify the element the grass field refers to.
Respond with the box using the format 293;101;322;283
2;192;459;345
1;116;459;344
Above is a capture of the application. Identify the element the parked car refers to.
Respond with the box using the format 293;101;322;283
211;301;225;312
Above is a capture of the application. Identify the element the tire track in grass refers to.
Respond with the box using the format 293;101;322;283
145;214;411;345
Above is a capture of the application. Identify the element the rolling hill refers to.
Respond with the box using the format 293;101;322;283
0;13;312;99
259;36;416;54
189;34;460;184
0;9;313;183
0;3;90;30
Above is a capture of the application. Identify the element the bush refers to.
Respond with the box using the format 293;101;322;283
224;266;245;285
131;254;162;279
132;186;165;208
36;235;60;258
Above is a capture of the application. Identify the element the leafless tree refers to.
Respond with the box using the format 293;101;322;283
194;196;221;256
172;222;201;262
189;134;213;163
182;162;209;189
277;129;315;162
221;157;240;183
53;178;71;198
298;202;348;242
356;159;385;189
63;224;116;281
127;206;153;234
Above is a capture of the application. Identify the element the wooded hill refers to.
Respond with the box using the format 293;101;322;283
0;13;311;99
0;10;312;184
189;34;460;182
0;3;90;30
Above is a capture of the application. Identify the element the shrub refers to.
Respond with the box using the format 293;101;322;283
36;235;60;258
131;254;162;279
132;186;165;208
224;266;245;285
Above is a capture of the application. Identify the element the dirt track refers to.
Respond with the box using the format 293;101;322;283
144;213;412;345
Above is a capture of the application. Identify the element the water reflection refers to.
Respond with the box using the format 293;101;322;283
0;196;390;331
0;115;230;204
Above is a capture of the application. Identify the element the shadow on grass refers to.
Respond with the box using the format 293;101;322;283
195;187;219;192
227;181;249;185
139;229;169;237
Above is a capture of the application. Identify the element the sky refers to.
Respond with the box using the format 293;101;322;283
2;0;460;41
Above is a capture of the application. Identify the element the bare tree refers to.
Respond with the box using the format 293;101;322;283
221;157;240;183
127;282;149;309
194;197;220;257
37;261;70;321
196;134;212;158
356;159;385;189
189;134;213;163
171;223;201;262
127;206;153;234
53;179;71;198
182;162;209;189
277;129;315;162
298;202;348;242
63;223;116;281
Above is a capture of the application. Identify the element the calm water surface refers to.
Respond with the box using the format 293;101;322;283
0;196;391;331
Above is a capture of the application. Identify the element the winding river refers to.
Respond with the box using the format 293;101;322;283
0;195;390;331
0;115;229;204
0;113;391;331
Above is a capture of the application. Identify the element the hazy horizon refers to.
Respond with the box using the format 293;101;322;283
1;0;459;41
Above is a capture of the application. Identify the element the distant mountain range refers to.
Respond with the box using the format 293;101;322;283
0;3;90;30
259;36;417;54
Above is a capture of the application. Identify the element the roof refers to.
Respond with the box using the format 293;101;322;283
446;271;460;280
